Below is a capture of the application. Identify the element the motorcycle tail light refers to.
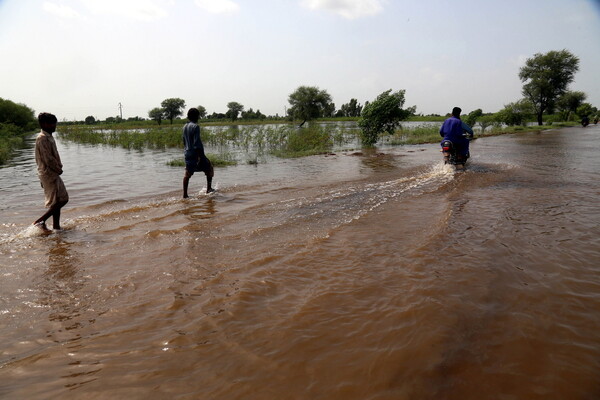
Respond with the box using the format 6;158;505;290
442;146;450;151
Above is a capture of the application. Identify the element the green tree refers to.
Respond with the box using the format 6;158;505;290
556;91;586;121
148;107;164;125
465;109;483;127
197;105;207;119
358;89;412;146
495;99;534;126
161;98;186;124
576;103;594;118
519;49;580;125
0;97;36;130
340;98;363;117
478;115;497;134
241;108;266;120
84;116;96;125
0;98;36;165
226;101;244;121
287;86;333;127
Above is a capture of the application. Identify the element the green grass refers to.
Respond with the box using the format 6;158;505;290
271;125;335;158
59;125;182;149
166;153;237;167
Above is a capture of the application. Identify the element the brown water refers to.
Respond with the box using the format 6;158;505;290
1;125;600;399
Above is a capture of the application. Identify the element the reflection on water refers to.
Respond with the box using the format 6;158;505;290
1;125;600;399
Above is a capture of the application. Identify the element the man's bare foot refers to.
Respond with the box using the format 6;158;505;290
206;188;215;194
183;194;189;199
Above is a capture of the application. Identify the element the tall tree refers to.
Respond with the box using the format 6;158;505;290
226;102;244;121
161;98;186;124
196;105;207;119
358;89;412;146
519;49;580;125
287;86;333;127
148;107;164;125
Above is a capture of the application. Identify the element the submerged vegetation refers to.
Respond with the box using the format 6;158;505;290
59;123;358;162
58;118;583;168
166;154;237;168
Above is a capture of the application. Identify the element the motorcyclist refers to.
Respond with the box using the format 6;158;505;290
439;107;474;159
581;115;589;127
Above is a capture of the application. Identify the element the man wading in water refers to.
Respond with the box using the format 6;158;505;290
183;108;214;197
33;112;69;232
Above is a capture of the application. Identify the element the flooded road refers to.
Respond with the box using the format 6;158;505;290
1;125;599;399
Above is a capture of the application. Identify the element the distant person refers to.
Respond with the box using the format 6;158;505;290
439;107;474;158
183;108;214;198
33;112;69;232
581;115;589;127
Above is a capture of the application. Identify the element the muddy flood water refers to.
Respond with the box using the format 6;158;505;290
1;125;599;399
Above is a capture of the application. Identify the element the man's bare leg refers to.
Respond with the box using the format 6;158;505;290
206;177;214;193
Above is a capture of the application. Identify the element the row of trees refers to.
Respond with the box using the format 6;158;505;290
143;93;367;126
142;50;594;132
146;99;270;125
498;49;597;126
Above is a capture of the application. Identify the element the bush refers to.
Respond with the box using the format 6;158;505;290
358;90;412;146
0;123;26;164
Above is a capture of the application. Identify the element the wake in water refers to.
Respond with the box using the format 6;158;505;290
1;162;456;247
228;162;457;244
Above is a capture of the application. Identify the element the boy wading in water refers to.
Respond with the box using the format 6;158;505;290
33;112;69;232
183;107;214;198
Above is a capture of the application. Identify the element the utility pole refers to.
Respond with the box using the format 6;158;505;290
118;102;123;120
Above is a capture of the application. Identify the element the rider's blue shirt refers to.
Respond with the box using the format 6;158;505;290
183;121;205;169
439;116;473;156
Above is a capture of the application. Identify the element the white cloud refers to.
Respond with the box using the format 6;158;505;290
194;0;240;14
81;0;169;21
300;0;384;19
43;2;82;19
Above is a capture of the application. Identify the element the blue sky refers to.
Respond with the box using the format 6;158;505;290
1;0;599;121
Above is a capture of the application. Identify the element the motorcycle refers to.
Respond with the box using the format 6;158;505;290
441;133;473;169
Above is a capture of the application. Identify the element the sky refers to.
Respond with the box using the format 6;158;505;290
0;0;599;121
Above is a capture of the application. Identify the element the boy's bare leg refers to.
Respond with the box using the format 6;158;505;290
205;159;215;193
34;209;53;227
52;201;67;230
183;176;190;198
34;201;66;231
33;214;52;232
